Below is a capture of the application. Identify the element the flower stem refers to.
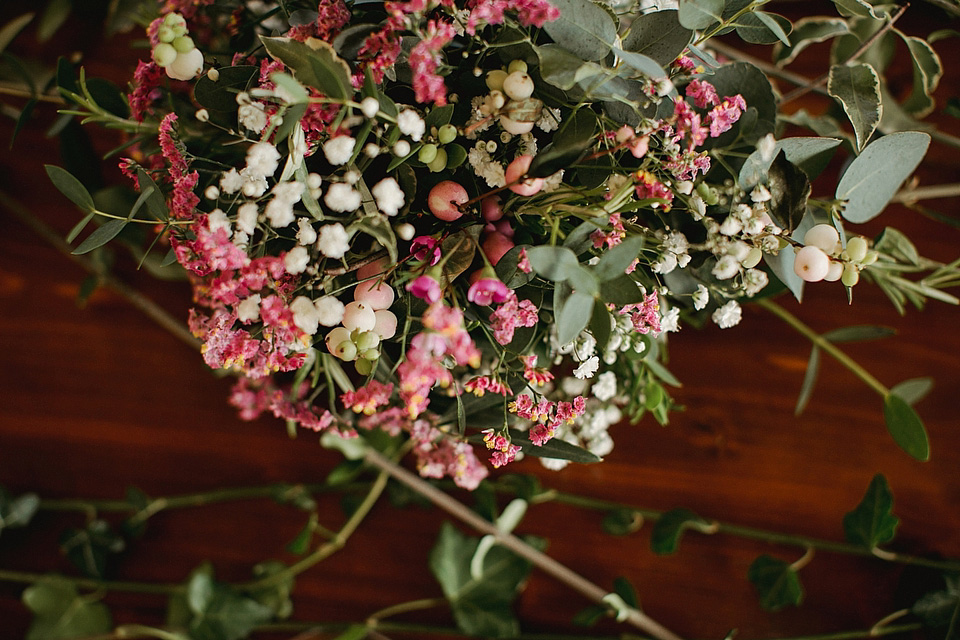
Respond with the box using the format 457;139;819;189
0;569;182;595
366;597;447;625
756;298;889;398
363;449;687;640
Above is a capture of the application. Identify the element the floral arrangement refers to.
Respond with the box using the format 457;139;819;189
2;0;960;637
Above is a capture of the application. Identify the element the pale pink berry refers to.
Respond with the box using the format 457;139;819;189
373;309;398;339
428;180;468;221
505;155;543;196
342;301;377;331
481;195;504;221
804;224;840;254
482;232;515;265
794;245;830;282
355;280;395;310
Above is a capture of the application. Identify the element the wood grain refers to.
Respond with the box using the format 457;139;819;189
1;4;958;639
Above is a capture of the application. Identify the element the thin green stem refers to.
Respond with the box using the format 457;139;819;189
756;298;889;397
0;569;182;595
364;449;686;640
239;469;390;591
366;597;447;624
513;487;960;572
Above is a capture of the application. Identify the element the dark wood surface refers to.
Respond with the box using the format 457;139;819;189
1;5;959;639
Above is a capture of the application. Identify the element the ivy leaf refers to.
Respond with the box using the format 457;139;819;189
678;0;724;30
59;520;125;579
748;555;804;611
23;576;112;640
831;0;883;20
542;0;617;61
773;17;848;66
0;488;40;536
194;66;258;111
883;393;930;461
249;561;295;620
286;514;317;555
622;10;692;67
174;564;275;640
836;131;930;223
912;590;960;629
260;36;351;100
843;474;899;548
650;508;711;555
573;604;608;627
429;522;538;638
45;165;95;214
602;509;642;536
895;31;942;117
827;63;881;152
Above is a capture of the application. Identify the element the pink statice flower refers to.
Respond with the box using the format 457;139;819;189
685;78;719;108
490;291;538;345
465;0;560;34
521;355;554;386
516;248;532;274
467;277;510;306
406;275;442;304
482;429;522;468
619;293;662;335
464;375;513;396
230;377;337;432
706;94;747;138
591;212;626;249
341;380;395;415
285;0;350;42
409;19;456;105
129;61;164;122
634;171;674;211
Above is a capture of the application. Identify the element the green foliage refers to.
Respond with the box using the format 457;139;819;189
542;0;617;61
602;508;642;536
707;62;777;145
22;576;112;640
883;393;930;461
650;508;711;555
843;474;899;548
827;63;881;152
45;165;95;214
622;10;692;67
0;13;34;54
890;377;933;406
739;137;841;189
836;132;931;223
912;586;960;633
678;0;724;30
556;290;595;345
429;522;539;638
527;110;597;178
59;520;125;579
735;12;792;46
167;564;275;640
0;487;40;536
194;66;258;111
508;429;602;463
260;36;351;100
747;555;804;611
773;17;849;66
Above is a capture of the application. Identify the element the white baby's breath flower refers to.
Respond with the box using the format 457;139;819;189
536;106;561;132
207;209;230;235
314;296;345;327
238;102;267;132
236;202;259;236
360;96;380;118
397;109;425;141
290;296;321;335
284;246;310;275
323;136;356;166
237;294;261;323
712;254;740;280
693;284;709;310
245;142;281;178
265;198;295;228
712;300;742;329
371;177;405;216
660;306;681;333
573;355;600;380
591;371;617;401
220;168;243;194
297;218;317;245
317;223;350;259
323;183;361;212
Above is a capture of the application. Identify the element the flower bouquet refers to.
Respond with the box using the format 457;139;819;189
3;0;960;637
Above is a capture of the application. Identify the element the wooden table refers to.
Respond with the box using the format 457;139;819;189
1;4;958;639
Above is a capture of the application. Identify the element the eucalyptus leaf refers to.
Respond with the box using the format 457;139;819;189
678;0;724;30
827;63;881;152
593;236;645;281
739;137;841;189
773;17;848;66
883;393;930;461
557;291;595;345
0;13;34;54
890;377;933;406
589;302;612;353
46;165;95;213
23;576;112;640
543;0;617;61
72;219;127;255
706;63;776;145
764;206;815;302
766;151;811;233
843;473;899;547
599;275;647;305
527;245;581;281
622;10;692;67
747;555;804;611
613;48;669;81
822;325;896;343
836;132;930;223
736;12;792;46
651;508;711;555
